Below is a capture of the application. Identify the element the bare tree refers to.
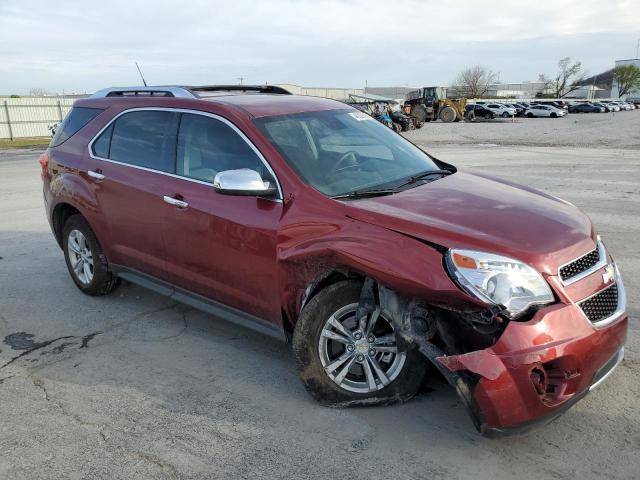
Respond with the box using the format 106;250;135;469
542;58;586;98
613;64;640;97
454;66;499;98
29;87;52;96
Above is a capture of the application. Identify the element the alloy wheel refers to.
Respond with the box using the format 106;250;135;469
318;303;406;393
67;229;94;285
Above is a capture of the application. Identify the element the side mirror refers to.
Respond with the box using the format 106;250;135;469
213;169;277;198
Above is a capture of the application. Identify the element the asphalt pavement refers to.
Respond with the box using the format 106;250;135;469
0;145;638;480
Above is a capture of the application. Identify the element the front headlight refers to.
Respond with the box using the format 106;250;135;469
445;249;554;318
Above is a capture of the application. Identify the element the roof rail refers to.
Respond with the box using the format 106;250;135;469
90;86;197;99
187;85;292;95
90;85;292;99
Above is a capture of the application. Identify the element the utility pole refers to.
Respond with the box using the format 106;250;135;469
237;77;245;85
636;38;639;59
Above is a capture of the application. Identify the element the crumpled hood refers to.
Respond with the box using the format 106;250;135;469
344;170;595;275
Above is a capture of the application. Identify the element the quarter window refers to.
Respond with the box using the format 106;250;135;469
51;107;103;147
107;110;178;172
176;113;268;183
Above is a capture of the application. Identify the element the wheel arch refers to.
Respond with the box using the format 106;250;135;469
52;202;83;248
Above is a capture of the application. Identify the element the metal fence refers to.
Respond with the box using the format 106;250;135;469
0;97;77;139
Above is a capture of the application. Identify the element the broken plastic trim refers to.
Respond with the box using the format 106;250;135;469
375;283;488;432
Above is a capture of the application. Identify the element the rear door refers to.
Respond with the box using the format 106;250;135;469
159;111;283;323
88;109;179;279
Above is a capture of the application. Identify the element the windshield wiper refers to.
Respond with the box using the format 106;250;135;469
396;169;453;188
331;188;399;200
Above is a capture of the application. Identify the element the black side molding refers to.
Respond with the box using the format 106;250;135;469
110;265;287;342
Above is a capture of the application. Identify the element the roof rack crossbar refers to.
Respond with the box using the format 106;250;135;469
90;86;197;99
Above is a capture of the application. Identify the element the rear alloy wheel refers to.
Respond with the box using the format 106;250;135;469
293;280;427;406
62;214;119;296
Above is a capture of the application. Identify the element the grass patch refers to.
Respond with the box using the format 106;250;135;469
0;137;51;149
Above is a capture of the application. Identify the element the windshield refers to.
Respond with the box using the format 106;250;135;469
254;109;441;196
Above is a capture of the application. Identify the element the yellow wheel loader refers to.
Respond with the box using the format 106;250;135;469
403;86;468;124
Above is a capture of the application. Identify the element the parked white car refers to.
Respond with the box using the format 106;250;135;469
601;101;620;112
484;103;517;117
524;105;567;118
611;101;632;111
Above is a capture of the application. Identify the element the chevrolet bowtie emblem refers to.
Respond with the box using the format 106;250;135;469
602;264;615;284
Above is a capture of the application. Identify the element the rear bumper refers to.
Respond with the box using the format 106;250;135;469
437;302;628;436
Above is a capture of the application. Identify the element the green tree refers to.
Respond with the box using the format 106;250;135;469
613;64;640;97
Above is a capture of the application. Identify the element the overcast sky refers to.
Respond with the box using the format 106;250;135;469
1;0;639;94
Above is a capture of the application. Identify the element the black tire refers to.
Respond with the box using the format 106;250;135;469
501;111;510;118
550;112;557;118
292;280;428;407
410;105;427;125
484;113;492;120
62;214;119;296
439;106;456;123
527;112;534;118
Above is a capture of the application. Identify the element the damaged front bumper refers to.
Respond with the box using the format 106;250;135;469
436;302;628;436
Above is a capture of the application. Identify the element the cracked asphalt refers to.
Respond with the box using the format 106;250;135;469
0;143;639;480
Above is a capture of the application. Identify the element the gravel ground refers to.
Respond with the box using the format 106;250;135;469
404;110;640;149
0;139;638;479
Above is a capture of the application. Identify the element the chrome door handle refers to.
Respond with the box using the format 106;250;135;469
163;196;189;209
88;170;105;181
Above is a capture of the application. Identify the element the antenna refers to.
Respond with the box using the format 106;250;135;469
135;62;148;86
237;76;245;85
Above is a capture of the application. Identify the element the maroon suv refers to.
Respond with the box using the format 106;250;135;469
41;85;627;436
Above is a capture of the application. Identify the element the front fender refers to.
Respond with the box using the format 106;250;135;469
278;218;486;325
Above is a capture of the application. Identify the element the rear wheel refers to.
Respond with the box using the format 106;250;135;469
62;214;119;296
439;106;456;123
293;280;427;406
527;112;534;118
484;113;493;120
501;111;510;118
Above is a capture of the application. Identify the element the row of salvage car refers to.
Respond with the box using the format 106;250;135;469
347;91;640;132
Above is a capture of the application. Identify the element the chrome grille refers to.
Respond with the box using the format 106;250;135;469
578;283;618;323
559;247;600;282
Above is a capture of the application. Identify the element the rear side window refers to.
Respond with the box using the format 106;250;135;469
105;110;178;172
51;107;103;147
176;113;268;183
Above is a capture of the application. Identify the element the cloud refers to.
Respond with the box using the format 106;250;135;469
1;0;639;93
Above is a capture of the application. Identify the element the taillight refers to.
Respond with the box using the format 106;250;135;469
38;152;49;179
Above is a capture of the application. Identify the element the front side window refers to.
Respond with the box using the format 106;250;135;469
255;109;442;197
106;110;178;172
176;113;269;183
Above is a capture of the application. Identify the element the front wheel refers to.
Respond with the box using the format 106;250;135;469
62;214;119;296
293;280;427;406
501;111;510;118
550;112;557;118
527;112;534;118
